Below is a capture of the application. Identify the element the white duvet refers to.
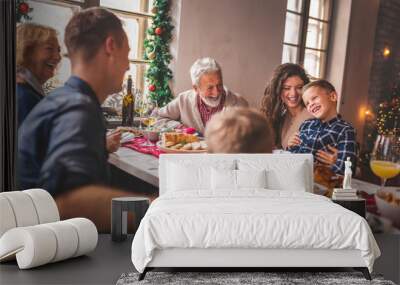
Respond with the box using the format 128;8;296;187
131;190;380;273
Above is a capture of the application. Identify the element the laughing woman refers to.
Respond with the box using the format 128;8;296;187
16;23;61;127
260;63;312;150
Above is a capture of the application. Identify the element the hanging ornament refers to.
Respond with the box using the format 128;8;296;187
155;27;163;36
151;6;158;14
149;84;156;92
16;0;33;22
146;46;156;60
19;2;30;14
148;51;156;60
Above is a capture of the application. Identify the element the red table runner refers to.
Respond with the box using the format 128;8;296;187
122;137;164;158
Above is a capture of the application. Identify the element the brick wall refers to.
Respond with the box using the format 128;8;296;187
363;0;400;152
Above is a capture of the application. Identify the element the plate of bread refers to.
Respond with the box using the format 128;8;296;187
157;132;207;153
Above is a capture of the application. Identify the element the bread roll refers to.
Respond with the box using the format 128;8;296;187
170;143;183;150
200;141;207;150
192;142;201;150
182;143;192;150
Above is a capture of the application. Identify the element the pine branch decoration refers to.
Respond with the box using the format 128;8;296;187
144;0;174;107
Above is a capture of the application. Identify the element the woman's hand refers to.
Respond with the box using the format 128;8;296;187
106;130;121;153
287;132;301;148
316;145;338;167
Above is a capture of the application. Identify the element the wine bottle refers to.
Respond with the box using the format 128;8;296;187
122;75;134;126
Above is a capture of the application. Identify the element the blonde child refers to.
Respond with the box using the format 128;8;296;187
205;107;273;153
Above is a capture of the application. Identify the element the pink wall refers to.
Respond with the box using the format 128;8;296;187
170;0;287;108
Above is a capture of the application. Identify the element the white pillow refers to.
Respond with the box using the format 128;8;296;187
167;162;209;191
238;159;309;191
167;161;235;192
266;161;307;191
237;169;267;189
211;168;267;190
211;168;236;190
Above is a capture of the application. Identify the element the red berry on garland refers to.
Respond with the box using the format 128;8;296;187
19;2;30;14
149;84;156;92
155;27;163;35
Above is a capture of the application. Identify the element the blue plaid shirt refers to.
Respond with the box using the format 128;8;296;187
288;116;357;174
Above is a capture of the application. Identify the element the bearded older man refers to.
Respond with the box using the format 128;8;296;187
156;57;248;134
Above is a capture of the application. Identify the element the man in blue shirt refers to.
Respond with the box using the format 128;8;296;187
18;8;132;231
287;80;357;174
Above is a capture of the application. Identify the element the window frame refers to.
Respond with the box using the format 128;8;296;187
282;0;333;78
30;0;152;91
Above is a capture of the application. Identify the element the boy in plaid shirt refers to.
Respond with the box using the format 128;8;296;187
287;80;357;174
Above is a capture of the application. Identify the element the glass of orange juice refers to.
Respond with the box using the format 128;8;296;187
370;135;400;190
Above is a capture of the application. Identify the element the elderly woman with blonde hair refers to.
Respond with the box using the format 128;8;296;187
205;107;273;153
16;23;61;127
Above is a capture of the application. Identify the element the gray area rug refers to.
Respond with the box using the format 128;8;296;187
116;271;396;285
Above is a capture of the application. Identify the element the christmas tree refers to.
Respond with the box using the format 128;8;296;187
144;0;174;107
375;82;400;137
361;75;400;165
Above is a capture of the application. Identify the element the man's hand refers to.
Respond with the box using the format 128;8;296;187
106;130;121;153
316;145;338;167
287;132;301;148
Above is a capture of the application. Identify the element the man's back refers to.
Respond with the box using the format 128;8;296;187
18;76;109;195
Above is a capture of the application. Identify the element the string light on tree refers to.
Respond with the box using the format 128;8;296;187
144;0;174;107
383;46;391;58
376;97;399;136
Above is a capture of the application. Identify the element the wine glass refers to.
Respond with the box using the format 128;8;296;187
141;99;158;147
370;135;400;190
134;90;144;129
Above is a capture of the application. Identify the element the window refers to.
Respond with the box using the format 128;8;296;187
282;0;332;78
26;0;152;92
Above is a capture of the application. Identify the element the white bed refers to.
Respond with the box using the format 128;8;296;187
131;154;380;280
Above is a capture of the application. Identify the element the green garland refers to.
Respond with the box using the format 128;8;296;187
144;0;174;107
16;0;33;23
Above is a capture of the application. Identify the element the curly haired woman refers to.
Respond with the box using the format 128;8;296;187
260;63;312;149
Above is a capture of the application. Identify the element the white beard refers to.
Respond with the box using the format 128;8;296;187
199;94;223;108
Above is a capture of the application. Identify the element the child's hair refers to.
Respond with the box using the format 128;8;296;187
302;79;336;94
205;107;273;153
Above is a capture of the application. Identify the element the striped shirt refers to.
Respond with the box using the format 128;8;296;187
288;116;357;174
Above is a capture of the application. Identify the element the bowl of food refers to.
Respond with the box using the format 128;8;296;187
143;129;160;142
375;187;400;228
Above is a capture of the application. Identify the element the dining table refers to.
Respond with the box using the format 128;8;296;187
108;146;159;188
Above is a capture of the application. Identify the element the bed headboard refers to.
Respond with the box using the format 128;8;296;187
158;153;314;196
